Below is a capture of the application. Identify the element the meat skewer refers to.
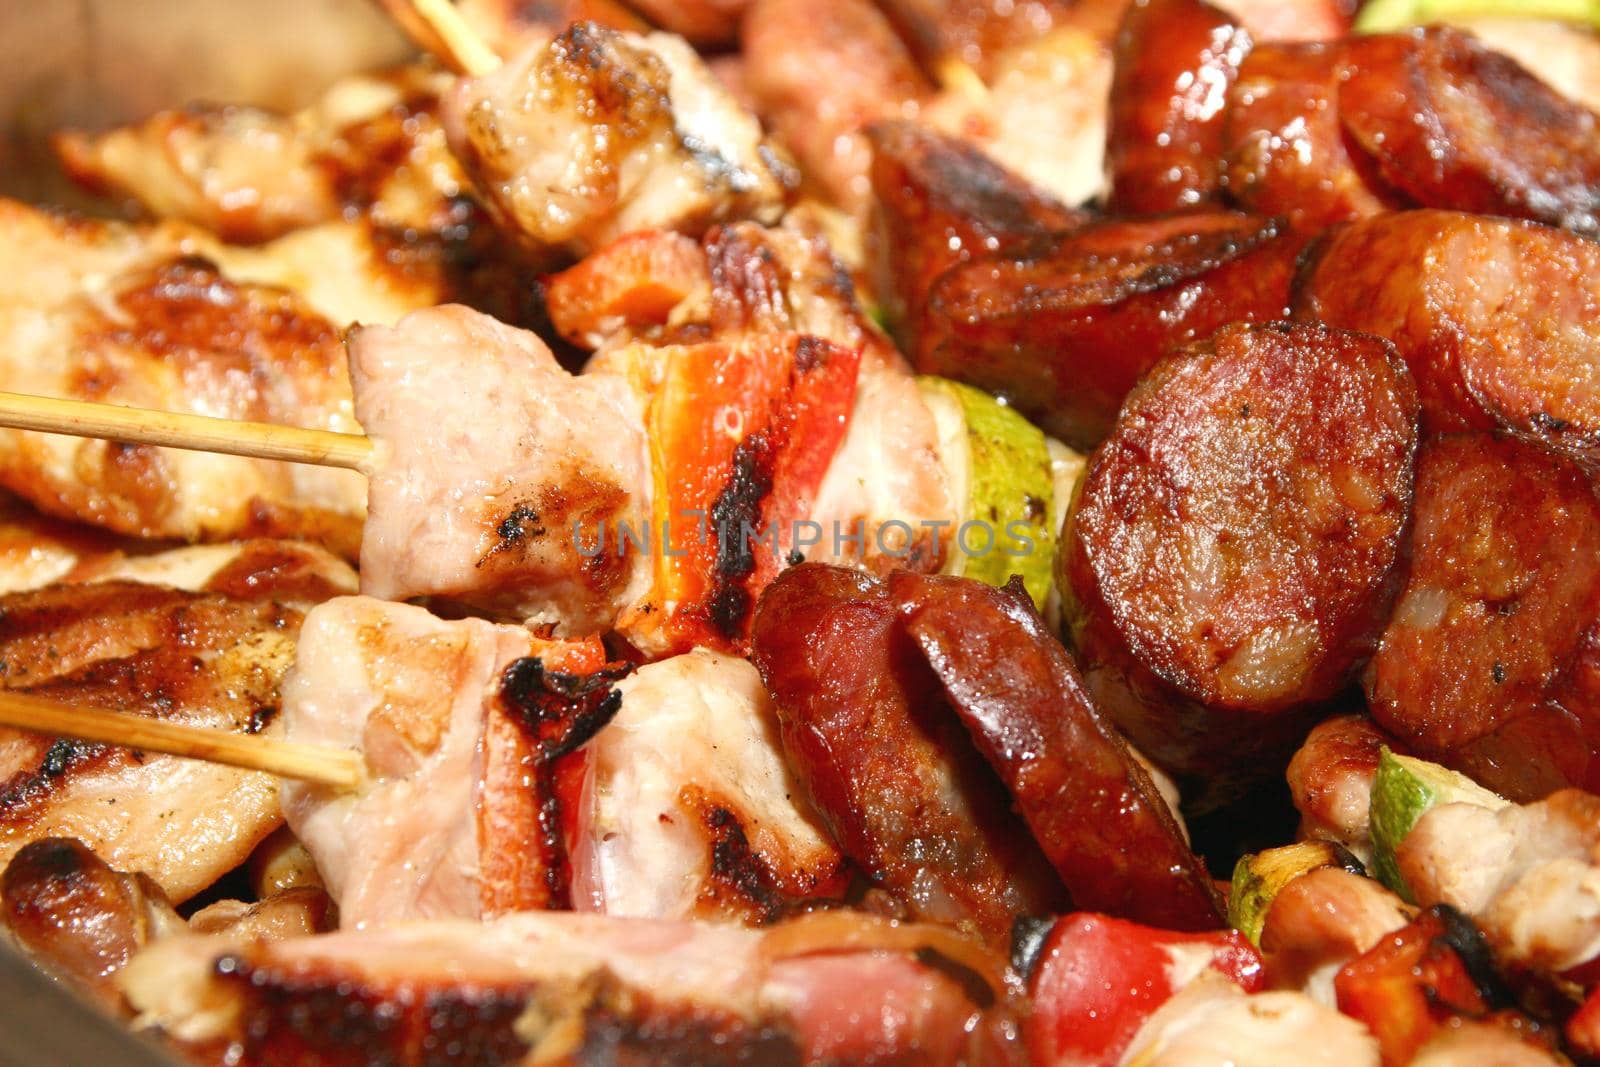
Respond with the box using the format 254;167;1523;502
0;691;362;790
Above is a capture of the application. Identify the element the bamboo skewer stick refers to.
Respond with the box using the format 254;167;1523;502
0;392;375;473
378;0;502;76
0;691;363;790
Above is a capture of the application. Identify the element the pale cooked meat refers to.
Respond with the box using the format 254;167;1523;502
809;350;954;573
281;595;616;928
924;23;1114;207
77;539;357;607
571;649;846;922
443;22;794;256
1119;970;1381;1067
743;0;931;214
0;200;368;553
0;837;184;1013
1397;789;1600;973
122;911;998;1064
351;305;653;631
0;582;303;902
454;0;648;56
1259;867;1412;1003
245;826;324;897
186;887;335;940
0;494;128;595
1411;1021;1571;1066
280;596;537;929
1286;714;1403;864
55;66;470;244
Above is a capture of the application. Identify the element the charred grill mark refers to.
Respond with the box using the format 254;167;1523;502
705;431;777;639
217;958;804;1067
792;335;831;373
477;504;547;568
1429;904;1515;1010
688;796;790;924
497;658;633;907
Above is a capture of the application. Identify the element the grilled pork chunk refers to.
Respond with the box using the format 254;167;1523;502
55;66;469;245
123;911;1005;1066
1398;789;1600;974
350;305;653;633
0;200;378;552
571;648;847;922
444;22;794;256
0;575;337;902
281;596;616;928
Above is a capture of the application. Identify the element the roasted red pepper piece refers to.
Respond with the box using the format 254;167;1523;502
1334;904;1525;1066
1027;912;1263;1067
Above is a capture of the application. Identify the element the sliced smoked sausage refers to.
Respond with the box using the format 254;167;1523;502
1365;433;1600;801
1340;26;1600;237
1106;0;1251;215
921;212;1302;449
750;563;1065;945
1061;321;1419;809
893;571;1223;930
1295;210;1600;470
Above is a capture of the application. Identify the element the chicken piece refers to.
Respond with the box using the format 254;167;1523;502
0;495;129;596
627;0;750;45
571;648;847;923
351;305;653;632
122;911;1004;1065
876;0;1093;78
0;838;184;1013
0;583;302;902
55;66;471;245
1287;714;1407;863
0;200;369;553
281;596;615;929
1397;789;1600;974
924;23;1115;208
742;0;932;215
1119;969;1381;1066
445;22;794;257
1411;1021;1569;1067
186;887;335;940
246;826;324;897
75;539;357;607
1259;867;1412;1003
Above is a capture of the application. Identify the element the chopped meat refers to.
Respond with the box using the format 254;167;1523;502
0;582;304;902
1260;868;1412;1003
350;304;653;632
743;0;931;214
444;22;794;256
571;648;847;923
280;595;612;929
122;911;1002;1065
55;66;470;245
1121;969;1381;1066
1287;714;1408;862
1397;790;1600;974
0;199;370;553
0;837;183;1013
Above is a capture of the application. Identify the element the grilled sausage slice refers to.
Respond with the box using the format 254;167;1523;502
1365;433;1600;801
1061;321;1419;808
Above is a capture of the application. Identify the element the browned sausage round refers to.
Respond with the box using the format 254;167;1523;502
1061;321;1419;809
750;563;1066;946
1341;27;1600;237
921;212;1303;449
1107;0;1251;215
1365;433;1600;802
867;120;1085;356
893;571;1223;931
1222;41;1401;230
1295;210;1600;470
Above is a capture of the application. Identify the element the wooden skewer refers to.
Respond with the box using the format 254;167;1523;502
0;690;363;790
0;392;375;474
378;0;502;77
